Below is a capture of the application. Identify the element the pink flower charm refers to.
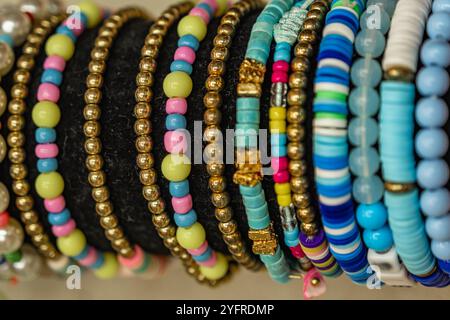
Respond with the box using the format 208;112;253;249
303;269;327;299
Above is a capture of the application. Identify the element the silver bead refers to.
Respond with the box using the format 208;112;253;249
270;82;288;108
0;218;24;254
0;135;6;163
0;41;14;77
0;182;10;213
0;5;31;46
42;0;63;16
10;244;43;281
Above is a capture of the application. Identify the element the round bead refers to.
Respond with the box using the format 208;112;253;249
426;215;450;242
356;202;388;230
35;144;59;159
94;253;119;279
427;12;450;40
166;98;188;114
32;101;61;128
349;147;380;176
45;34;75;61
431;240;450;261
421;39;450;68
416;97;448;127
0;218;24;254
199;252;229;280
164;131;188;154
351;58;382;87
0;182;9;213
44;55;66;72
174;209;197;228
360;6;390;34
363;226;393;252
416;66;450;96
37;83;60;103
36;128;57;144
216;0;228;16
78;0;102;28
348;117;379;146
9;244;42;282
177;15;208;42
355;29;385;58
56;229;86;257
421;188;450;217
190;7;211;24
417;160;449;189
35;171;65;199
163;71;193;98
353;175;384;204
169;180;189;198
0;6;31;45
433;0;450;13
161;154;191;182
349;86;380;116
415;129;449;159
174;46;196;64
44;195;65;213
0;42;14;77
176;222;206;250
172;194;193;214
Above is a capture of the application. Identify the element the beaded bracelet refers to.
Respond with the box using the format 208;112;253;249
415;1;450;274
202;0;263;271
380;0;450;287
233;0;296;284
312;0;372;285
269;0;313;271
161;0;231;282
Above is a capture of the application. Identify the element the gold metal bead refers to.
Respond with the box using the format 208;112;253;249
215;207;233;222
134;119;152;135
141;45;159;58
291;176;309;193
385;66;415;82
287;89;307;107
145;34;163;46
142;185;160;201
297;207;315;223
384;182;416;193
302;18;321;31
84;104;101;121
136;152;154;170
163;237;178;249
223;232;241;245
84;137;102;154
206;75;224;92
301;222;318;236
149;24;166;35
289;72;308;89
26;223;44;236
91;47;109;61
220;14;239;27
88;171;106;187
100;215;119;229
84;88;102;104
214;34;232;47
21;210;39;224
294;42;314;58
209;176;226;193
211;192;230;209
89;60;106;74
136;72;154;87
158;225;176;238
16;195;34;211
105;227;124;240
86;154;104;171
7;115;25;131
86;73;103;88
139;57;157;73
298;30;318;44
134;102;151;119
95;35;112;48
12;180;30;196
228;243;244;254
292;190;310;207
207;163;225;176
84;120;101;137
136;135;153;153
204;108;222;126
287;106;306;124
27;33;43;44
135;86;153;103
148;199;165;215
310;1;329;14
7;131;25;147
8;99;26;115
204;126;222;143
0;88;7;116
208;60;226;76
287;142;305;160
17;55;35;70
291;56;310;73
11;84;28;99
211;47;229;61
13;69;31;84
217;23;235;36
203;91;222;109
306;8;324;20
139;169;157;186
9;147;26;164
219;221;238;235
152;213;170;228
10;164;28;180
92;186;110;202
287;124;305;142
96;201;114;217
31;233;48;245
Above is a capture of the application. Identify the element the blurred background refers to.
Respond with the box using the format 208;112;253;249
0;0;449;299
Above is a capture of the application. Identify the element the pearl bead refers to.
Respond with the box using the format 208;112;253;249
0;5;31;45
10;244;42;281
426;215;450;242
0;218;24;254
0;41;14;77
0;182;10;213
420;188;450;217
417;159;449;189
416;66;449;96
415;129;449;159
19;0;46;20
416;97;448;128
421;39;450;68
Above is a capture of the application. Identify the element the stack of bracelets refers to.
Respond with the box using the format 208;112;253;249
0;0;449;295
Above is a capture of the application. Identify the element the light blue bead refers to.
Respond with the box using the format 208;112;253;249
367;0;397;16
433;0;450;13
360;6;390;34
353;175;384;204
351;58;382;87
237;110;259;124
90;252;105;269
348;117;379;146
274;48;291;62
349;86;380;116
0;34;13;47
56;25;77;42
35;128;56;143
431;240;450;260
284;228;299;241
417;66;450;96
420;188;450;217
240;184;262;196
420;39;450;68
243;193;266;209
427;12;450;40
37;158;58;173
355;29;385;58
178;35;199;51
41;69;63;86
247;214;271;230
48;209;71;226
417;159;449;189
271;144;287;157
270;133;287;146
357;202;388;230
197;3;213;16
174;210;197;228
426;215;450;241
169;180;189;198
349;147;380;176
192;247;212;262
170;60;193;75
363;226;393;252
416;97;449;127
415;129;449;159
237;97;259;111
165;114;186;130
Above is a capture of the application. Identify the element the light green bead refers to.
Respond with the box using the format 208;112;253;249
163;71;193;98
161;153;191;182
45;34;75;61
94;253;119;279
199;252;229;280
79;0;102;28
177;15;207;41
216;0;229;16
32;101;61;128
56;229;86;257
35;172;65;199
176;222;205;250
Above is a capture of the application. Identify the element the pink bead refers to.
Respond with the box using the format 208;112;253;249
44;195;66;213
35;143;59;159
187;241;209;256
172;194;193;214
78;247;98;266
52;219;76;237
197;251;217;267
0;212;9;228
202;0;218;12
44;55;66;72
166;98;188;114
63;17;85;37
271;71;288;83
271;157;288;172
37;83;60;103
164;131;188;154
273;61;289;72
118;245;145;270
290;245;306;259
189;7;210;24
273;170;290;183
174;46;196;65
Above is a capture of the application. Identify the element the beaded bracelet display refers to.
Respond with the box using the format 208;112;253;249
415;1;450;274
202;0;262;271
350;1;413;286
380;0;450;287
233;0;295;284
269;0;313;271
161;0;231;282
285;0;340;277
312;0;372;284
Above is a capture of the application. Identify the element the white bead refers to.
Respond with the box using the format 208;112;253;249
0;5;31;46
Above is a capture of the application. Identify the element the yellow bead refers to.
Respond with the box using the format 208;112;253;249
177;15;207;41
161;154;191;182
163;71;193;98
277;194;292;207
45;34;75;61
94;253;119;279
79;0;102;28
32;101;61;128
269;120;286;133
35;172;64;199
274;183;291;195
176;222;205;250
56;229;86;257
216;0;229;16
199;252;229;280
269;107;286;120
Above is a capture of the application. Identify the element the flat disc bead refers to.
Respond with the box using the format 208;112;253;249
351;58;382;87
161;154;191;182
32;101;61;128
176;222;206;250
35;171;64;199
416;97;449;127
163;71;193;98
177;15;207;42
45;34;75;61
355;29;385;58
56;229;86;257
349;86;380;116
199;252;229;280
94;253;119;279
